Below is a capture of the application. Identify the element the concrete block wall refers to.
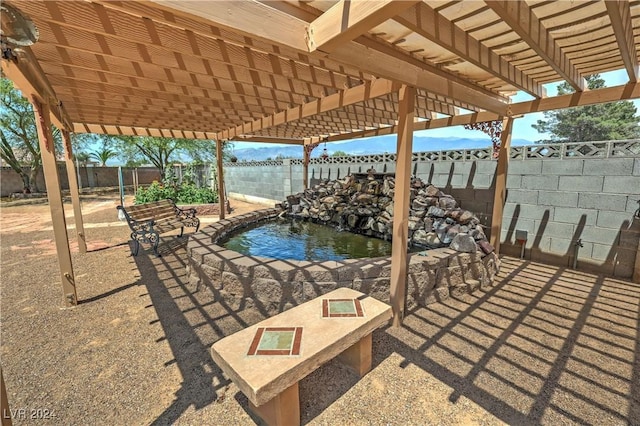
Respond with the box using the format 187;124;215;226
501;157;640;277
224;161;289;202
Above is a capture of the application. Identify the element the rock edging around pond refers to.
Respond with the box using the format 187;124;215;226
186;208;500;316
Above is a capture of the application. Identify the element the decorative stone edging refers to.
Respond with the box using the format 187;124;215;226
186;208;500;316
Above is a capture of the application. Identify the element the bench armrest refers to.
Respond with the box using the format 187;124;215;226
168;200;200;231
175;205;197;220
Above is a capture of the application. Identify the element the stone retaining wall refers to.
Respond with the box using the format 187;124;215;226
186;208;500;316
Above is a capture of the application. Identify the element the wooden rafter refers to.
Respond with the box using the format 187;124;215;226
307;1;420;53
486;0;586;91
218;78;401;140
327;39;509;113
142;0;508;113
394;3;545;98
605;0;639;82
93;1;372;82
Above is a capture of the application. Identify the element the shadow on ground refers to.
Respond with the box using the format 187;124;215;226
125;232;640;425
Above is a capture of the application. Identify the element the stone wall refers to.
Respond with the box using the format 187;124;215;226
186;209;500;316
223;140;640;278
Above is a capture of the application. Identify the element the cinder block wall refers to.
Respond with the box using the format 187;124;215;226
224;160;290;201
501;156;640;277
223;141;640;279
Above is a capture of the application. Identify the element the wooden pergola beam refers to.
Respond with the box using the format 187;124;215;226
72;123;218;140
307;0;420;53
330;39;509;114
149;0;310;52
73;81;640;142
307;81;640;143
148;0;508;113
395;3;545;98
229;136;304;145
486;1;585;92
218;78;401;140
605;0;639;83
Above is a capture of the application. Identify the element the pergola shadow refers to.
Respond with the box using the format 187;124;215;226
130;239;252;424
380;256;640;424
130;237;388;425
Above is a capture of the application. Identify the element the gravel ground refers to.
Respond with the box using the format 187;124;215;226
1;196;639;425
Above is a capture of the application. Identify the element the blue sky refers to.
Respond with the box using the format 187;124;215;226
233;69;637;150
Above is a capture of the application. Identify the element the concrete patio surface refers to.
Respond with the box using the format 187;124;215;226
1;197;638;425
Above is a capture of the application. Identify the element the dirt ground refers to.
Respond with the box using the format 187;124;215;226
1;196;639;425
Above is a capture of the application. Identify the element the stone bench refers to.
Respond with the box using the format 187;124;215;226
117;199;200;256
210;287;392;425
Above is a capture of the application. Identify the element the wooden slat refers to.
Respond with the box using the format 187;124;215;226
0;51;72;130
486;0;585;91
394;3;545;98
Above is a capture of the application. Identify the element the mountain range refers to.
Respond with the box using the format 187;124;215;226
231;135;535;161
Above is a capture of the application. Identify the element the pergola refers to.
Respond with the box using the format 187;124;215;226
2;0;640;325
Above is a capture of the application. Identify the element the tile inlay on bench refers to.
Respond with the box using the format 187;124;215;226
211;287;392;426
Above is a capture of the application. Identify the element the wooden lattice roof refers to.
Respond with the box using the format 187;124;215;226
3;0;640;144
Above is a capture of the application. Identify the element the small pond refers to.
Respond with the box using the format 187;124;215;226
220;218;394;261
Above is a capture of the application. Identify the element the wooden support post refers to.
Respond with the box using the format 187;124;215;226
490;117;514;255
61;130;87;254
1;368;12;426
389;85;415;327
337;333;372;377
303;146;310;189
248;382;300;426
216;140;226;220
31;97;78;307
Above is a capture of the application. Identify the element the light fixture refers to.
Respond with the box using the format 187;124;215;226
1;3;39;46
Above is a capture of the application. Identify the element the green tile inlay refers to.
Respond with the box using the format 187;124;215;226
259;330;294;351
329;300;357;315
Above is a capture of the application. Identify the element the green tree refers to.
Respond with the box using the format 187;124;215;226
0;78;52;192
0;78;100;192
112;136;231;178
532;74;640;142
89;142;118;166
331;150;349;157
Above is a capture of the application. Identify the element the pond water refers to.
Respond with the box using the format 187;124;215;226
220;218;393;261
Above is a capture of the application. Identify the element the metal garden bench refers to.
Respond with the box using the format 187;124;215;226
117;199;200;256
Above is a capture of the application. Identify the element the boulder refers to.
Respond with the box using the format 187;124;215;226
450;233;477;253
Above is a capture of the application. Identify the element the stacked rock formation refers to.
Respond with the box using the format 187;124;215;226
280;172;493;254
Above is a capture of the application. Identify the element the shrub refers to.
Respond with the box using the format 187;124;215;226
135;181;218;205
